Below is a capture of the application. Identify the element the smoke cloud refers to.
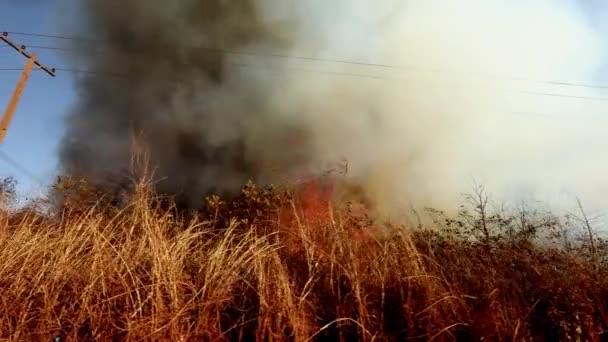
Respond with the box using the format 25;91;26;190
55;0;608;216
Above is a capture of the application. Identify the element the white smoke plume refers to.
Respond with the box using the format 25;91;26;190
54;0;608;217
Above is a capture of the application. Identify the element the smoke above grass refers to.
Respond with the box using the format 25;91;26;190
55;0;608;215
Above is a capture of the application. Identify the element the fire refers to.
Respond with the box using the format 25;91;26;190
298;178;335;220
280;175;376;240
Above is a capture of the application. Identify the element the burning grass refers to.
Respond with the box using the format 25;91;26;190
0;178;606;341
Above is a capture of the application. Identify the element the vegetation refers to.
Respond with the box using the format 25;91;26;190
0;175;606;341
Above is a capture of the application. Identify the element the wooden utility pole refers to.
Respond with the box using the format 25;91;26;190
0;32;55;143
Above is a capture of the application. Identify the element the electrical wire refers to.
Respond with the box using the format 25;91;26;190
1;66;604;121
3;31;608;120
3;31;97;43
6;30;608;91
0;149;44;185
3;61;608;104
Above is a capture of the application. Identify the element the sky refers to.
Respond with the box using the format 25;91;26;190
0;0;73;198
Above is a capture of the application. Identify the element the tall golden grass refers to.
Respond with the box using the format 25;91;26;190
0;177;606;341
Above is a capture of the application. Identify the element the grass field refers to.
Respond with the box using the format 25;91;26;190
0;177;606;341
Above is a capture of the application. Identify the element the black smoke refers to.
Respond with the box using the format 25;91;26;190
59;0;314;207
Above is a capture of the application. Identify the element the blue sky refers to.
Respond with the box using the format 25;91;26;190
1;1;73;197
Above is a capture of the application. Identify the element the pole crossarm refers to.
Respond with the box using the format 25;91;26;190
1;32;55;77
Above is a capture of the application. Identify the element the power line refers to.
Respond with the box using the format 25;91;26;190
0;67;128;78
3;61;608;104
1;66;604;121
506;89;608;102
4;31;396;67
7;30;608;91
5;33;608;113
54;67;128;78
18;45;77;52
18;45;107;54
0;149;44;185
3;31;97;43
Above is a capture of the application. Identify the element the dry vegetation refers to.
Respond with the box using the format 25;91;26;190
0;175;606;341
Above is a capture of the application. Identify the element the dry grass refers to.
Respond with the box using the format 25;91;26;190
0;179;606;341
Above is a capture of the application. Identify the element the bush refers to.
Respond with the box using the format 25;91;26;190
0;179;605;341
